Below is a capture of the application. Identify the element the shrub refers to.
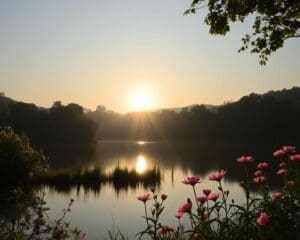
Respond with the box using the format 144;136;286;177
0;127;46;182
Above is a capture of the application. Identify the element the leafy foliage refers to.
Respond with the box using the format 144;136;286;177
184;0;300;64
0;127;46;182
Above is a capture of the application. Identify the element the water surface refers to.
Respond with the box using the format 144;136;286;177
40;141;285;239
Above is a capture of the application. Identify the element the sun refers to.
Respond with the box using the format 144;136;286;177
131;90;153;111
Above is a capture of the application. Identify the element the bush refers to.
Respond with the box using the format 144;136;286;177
0;188;86;240
0;127;46;182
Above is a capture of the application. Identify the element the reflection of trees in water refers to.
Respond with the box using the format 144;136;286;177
41;142;297;187
35;166;161;196
0;167;161;220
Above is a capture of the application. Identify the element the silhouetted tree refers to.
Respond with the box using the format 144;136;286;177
0;99;97;144
185;0;300;64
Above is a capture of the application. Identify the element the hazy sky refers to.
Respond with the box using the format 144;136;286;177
0;0;299;112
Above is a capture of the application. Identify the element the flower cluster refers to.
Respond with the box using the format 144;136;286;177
136;145;299;240
237;155;254;163
273;145;296;157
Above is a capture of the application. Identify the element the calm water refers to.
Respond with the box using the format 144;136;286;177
38;141;285;239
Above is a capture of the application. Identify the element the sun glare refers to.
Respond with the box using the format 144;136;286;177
131;90;153;111
136;155;147;174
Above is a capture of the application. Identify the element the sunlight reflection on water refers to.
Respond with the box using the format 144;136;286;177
136;155;147;174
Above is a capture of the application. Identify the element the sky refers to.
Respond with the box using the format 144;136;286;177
0;0;299;112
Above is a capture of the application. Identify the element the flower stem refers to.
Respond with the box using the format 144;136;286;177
244;165;250;240
192;186;200;215
219;181;228;220
144;203;148;225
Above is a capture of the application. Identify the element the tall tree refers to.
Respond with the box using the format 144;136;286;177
185;0;300;64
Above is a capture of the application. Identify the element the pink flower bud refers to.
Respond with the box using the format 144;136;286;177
161;194;167;201
203;189;211;196
256;212;269;226
272;192;282;200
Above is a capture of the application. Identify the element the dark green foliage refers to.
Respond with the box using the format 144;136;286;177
0;98;98;143
185;0;300;64
0;127;45;182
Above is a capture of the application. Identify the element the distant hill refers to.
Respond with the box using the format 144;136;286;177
0;93;14;104
156;104;219;113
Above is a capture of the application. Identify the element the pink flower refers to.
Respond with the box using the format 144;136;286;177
167;226;174;232
161;194;168;201
274;146;296;157
182;176;201;186
279;162;286;168
277;169;287;176
290;154;300;161
158;228;164;234
254;170;263;177
257;162;268;169
208;170;227;182
256;212;269;226
197;195;207;204
203;189;211;196
282;146;296;154
237;156;254;164
178;198;192;214
137;194;151;203
272;192;282;200
253;176;266;183
273;149;285;157
207;193;220;202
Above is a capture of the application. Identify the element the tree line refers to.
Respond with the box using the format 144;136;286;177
0;99;97;143
1;87;300;144
87;87;300;143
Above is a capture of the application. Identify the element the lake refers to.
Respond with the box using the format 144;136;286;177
32;141;287;240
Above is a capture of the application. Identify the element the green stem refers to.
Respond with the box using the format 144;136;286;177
244;165;250;240
219;181;228;220
188;213;194;229
192;186;200;215
144;203;148;225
